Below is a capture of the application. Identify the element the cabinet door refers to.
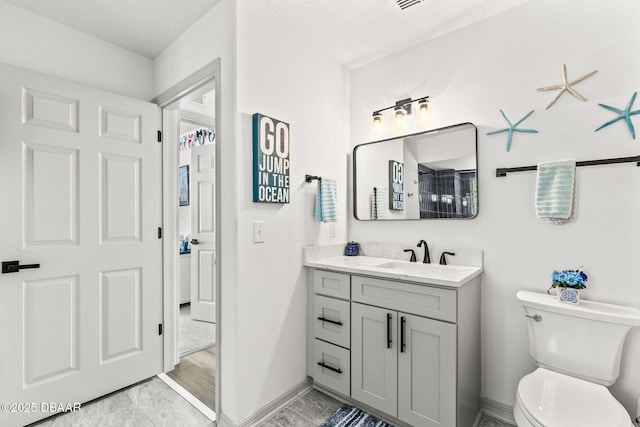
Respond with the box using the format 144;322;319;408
398;313;456;427
351;303;398;416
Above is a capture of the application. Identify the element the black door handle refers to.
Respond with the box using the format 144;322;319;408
190;239;200;245
2;261;40;274
387;313;392;349
400;316;406;353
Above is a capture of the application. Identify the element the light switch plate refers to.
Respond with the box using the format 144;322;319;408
329;222;337;238
253;221;265;243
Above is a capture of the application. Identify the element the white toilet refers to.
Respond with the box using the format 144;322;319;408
515;290;640;427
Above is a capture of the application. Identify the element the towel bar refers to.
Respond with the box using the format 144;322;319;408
496;155;640;177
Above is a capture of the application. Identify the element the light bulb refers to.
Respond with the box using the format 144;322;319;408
370;112;385;139
392;107;408;135
416;98;432;129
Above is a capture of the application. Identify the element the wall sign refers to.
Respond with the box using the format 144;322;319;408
389;160;404;210
253;113;290;203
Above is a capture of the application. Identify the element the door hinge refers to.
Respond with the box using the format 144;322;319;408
157;227;162;239
158;323;163;335
157;130;162;142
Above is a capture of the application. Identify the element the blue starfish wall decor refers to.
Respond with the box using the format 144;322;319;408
486;109;539;152
595;92;640;139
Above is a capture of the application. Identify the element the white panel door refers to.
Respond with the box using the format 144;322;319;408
351;303;398;416
398;313;456;427
190;143;216;323
0;62;162;427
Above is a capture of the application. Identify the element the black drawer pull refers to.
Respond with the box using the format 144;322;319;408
317;362;342;374
317;316;343;326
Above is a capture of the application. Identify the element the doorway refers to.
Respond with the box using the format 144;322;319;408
154;60;221;422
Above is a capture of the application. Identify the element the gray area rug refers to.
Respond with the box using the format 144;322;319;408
179;304;215;357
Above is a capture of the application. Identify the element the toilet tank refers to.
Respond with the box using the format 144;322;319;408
517;291;640;386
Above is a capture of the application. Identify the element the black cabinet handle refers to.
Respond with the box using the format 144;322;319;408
2;261;40;274
317;316;343;326
190;239;200;245
317;362;342;374
400;316;406;353
387;313;392;349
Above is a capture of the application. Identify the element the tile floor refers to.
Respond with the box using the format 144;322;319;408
30;377;212;427
30;378;514;427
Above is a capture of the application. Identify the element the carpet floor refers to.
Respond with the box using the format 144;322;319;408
179;303;216;357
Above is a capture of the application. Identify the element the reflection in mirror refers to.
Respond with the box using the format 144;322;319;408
353;123;478;220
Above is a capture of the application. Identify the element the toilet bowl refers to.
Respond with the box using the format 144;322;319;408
514;368;633;427
515;291;640;427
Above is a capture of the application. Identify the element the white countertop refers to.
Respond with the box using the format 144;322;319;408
304;254;483;288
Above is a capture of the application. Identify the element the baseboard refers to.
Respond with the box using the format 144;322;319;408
481;397;516;425
219;377;313;427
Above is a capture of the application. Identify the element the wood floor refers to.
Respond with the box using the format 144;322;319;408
166;346;216;410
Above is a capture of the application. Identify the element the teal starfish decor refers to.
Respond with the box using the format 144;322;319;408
595;92;640;139
486;109;538;152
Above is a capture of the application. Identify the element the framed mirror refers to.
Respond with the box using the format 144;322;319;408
353;122;478;220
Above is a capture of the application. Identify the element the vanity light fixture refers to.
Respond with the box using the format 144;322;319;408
369;96;431;138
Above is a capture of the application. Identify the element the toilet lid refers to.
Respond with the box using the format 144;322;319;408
517;368;632;427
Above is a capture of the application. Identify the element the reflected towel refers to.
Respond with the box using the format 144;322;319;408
535;159;576;221
314;178;337;222
372;186;389;219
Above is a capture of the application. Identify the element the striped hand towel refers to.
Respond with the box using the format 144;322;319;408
535;159;576;222
372;186;389;219
314;178;337;222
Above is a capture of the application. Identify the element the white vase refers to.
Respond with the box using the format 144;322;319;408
558;287;580;304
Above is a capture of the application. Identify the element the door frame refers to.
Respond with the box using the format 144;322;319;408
153;59;222;416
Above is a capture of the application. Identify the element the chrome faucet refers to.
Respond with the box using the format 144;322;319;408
416;240;430;263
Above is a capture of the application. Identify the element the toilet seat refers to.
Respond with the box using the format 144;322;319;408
516;368;633;427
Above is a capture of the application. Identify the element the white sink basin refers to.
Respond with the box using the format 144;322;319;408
373;261;481;283
376;261;477;274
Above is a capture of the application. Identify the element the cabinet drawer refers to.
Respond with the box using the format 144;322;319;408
314;295;350;348
314;270;350;299
352;276;457;322
314;339;350;397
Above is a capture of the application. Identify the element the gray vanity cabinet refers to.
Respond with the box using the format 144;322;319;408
310;269;480;427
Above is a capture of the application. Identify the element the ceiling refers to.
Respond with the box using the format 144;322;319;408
3;0;531;67
2;0;221;58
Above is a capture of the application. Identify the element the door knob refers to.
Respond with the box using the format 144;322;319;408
190;239;200;245
2;260;40;274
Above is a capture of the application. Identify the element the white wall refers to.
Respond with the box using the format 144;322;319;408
349;0;640;414
234;0;349;421
0;0;153;100
155;0;349;422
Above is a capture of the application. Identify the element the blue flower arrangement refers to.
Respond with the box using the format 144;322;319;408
551;269;588;289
